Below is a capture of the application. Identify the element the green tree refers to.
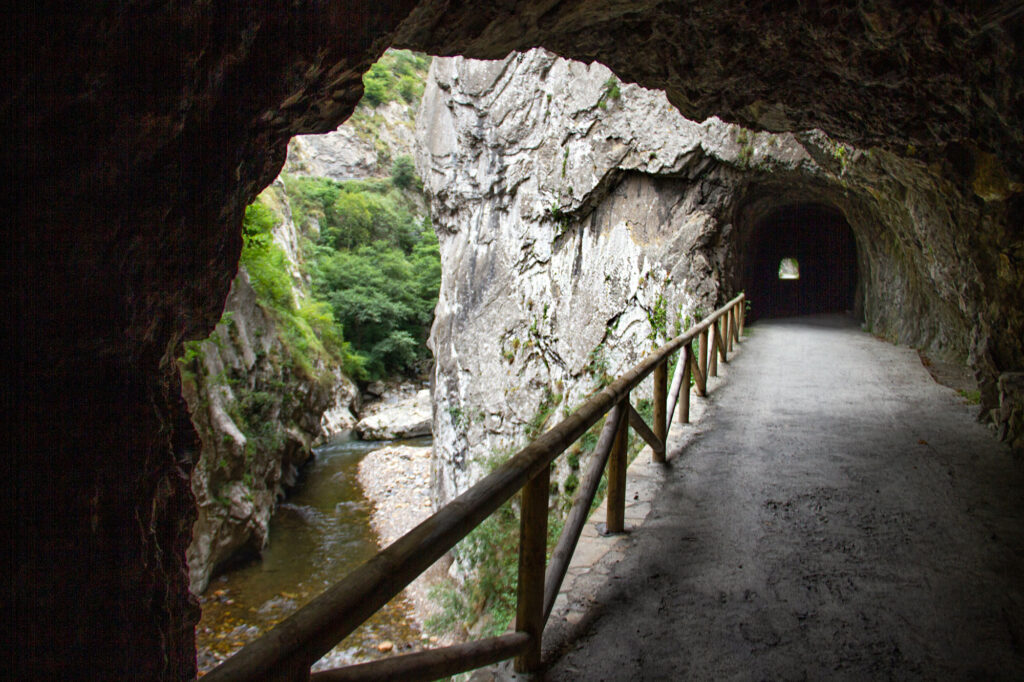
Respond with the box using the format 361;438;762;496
391;155;416;189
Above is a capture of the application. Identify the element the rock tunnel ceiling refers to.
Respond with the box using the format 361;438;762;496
5;2;1023;679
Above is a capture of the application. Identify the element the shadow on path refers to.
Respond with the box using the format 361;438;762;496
543;314;1024;680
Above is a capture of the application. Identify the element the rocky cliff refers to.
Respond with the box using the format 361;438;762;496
180;270;337;594
183;53;432;594
286;100;419;182
416;49;1020;508
181;181;359;594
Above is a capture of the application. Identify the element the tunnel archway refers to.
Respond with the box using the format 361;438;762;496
741;203;859;322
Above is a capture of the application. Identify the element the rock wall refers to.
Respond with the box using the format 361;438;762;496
416;49;1021;508
182;180;360;595
182;272;327;594
416;51;792;503
286;100;420;182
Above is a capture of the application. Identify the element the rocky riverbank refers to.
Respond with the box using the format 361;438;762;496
356;442;452;638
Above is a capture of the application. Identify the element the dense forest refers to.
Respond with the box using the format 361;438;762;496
229;49;439;386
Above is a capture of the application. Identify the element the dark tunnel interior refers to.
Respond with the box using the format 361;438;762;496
742;204;859;322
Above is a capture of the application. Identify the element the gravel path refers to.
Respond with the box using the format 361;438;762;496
544;315;1024;680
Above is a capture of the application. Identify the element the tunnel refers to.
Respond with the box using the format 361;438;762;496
741;203;859;322
7;4;1023;679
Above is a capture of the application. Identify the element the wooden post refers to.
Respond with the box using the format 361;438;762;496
709;322;719;377
680;344;693;423
690;347;707;397
728;308;736;351
698;328;708;385
606;401;629;534
738;299;745;338
652;361;667;463
514;464;550;673
721;314;731;359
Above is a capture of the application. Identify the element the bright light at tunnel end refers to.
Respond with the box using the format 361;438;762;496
778;257;800;280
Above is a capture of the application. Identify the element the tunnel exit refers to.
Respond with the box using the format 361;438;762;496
741;203;858;321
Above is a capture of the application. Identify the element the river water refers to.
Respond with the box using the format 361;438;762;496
195;436;431;675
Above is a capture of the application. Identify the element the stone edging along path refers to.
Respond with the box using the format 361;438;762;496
535;344;735;667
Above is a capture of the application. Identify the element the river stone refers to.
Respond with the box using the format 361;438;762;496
355;389;432;440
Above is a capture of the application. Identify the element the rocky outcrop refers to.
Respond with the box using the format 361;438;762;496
286;101;420;182
416;49;1021;508
181;178;362;595
8;4;1021;679
180;270;336;594
355;389;432;440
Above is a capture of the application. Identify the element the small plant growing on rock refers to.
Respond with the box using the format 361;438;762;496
597;76;621;109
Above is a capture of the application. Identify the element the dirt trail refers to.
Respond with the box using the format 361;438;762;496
543;315;1024;680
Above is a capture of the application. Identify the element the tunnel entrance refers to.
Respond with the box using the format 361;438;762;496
742;203;858;321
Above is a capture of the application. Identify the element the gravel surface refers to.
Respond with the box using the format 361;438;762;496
357;443;451;635
543;315;1024;680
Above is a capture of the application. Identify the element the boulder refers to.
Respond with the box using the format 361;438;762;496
355;389;432;440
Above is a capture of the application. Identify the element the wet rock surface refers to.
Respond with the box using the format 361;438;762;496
543;317;1024;679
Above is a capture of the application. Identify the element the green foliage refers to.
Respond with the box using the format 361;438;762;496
391;155;416;190
527;387;563;439
736;129;754;166
242;202;276;249
282;164;438;382
597;76;622;109
427;457;567;638
237;198;362;382
647;293;668;345
586;343;613;389
360;49;431;108
427;500;520;637
958;389;981;405
311;230;439;380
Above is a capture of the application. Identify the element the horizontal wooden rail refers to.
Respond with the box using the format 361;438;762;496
205;293;745;682
309;633;530;682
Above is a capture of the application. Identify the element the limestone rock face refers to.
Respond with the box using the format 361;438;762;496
286;101;420;182
182;179;359;595
417;49;1022;508
180;270;338;595
416;51;800;503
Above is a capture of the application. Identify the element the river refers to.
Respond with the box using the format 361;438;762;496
195;435;431;675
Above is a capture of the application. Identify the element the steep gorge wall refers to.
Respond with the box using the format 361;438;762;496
181;181;359;595
416;51;795;503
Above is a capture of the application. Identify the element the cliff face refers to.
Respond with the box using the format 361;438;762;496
181;181;359;595
286;100;420;182
181;271;331;594
415;51;798;502
416;49;1020;506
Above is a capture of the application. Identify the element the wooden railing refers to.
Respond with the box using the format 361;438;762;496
204;293;746;682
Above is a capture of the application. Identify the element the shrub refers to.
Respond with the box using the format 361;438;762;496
391;155;416;189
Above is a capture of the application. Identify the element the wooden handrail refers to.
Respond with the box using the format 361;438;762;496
204;293;745;682
309;633;530;682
